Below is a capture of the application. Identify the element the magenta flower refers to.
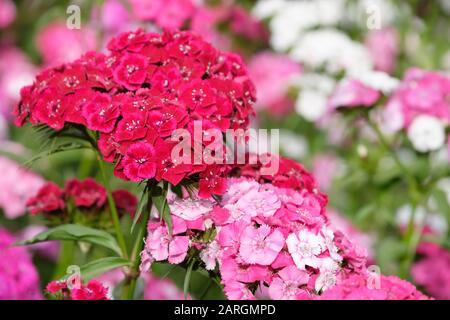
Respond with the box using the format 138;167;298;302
123;142;157;182
113;53;149;90
82;92;121;133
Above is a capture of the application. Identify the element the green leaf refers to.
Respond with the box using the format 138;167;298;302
131;191;148;234
63;257;130;281
154;194;173;237
183;260;194;300
17;224;122;256
23;142;89;167
432;189;450;221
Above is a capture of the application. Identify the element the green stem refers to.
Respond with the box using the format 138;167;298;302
53;241;75;279
366;118;423;278
122;180;155;300
96;155;128;260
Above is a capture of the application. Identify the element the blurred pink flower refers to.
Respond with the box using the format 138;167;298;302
0;0;16;28
129;0;195;30
36;21;96;66
318;273;429;300
412;242;450;299
329;79;380;109
328;210;375;262
100;0;130;33
312;154;338;191
248;52;301;115
191;7;231;49
0;157;44;219
0;46;36;120
144;273;188;300
18;225;59;261
0;228;42;300
365;28;399;74
229;6;267;41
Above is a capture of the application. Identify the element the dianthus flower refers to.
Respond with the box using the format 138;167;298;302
412;242;450;299
382;68;450;152
15;29;256;198
0;156;44;219
0;228;42;300
26;178;138;225
46;279;109;300
140;156;367;300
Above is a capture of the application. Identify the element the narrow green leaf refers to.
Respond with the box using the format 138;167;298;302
17;224;122;256
153;195;173;237
130;191;148;234
183;260;194;300
63;257;130;281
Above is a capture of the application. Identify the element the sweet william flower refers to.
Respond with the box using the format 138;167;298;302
26;182;65;215
70;280;109;300
407;115;446;153
0;228;41;300
286;230;326;269
239;225;285;265
123;142;157;182
112;189;138;217
144;225;189;264
65;178;107;208
269;266;310;300
113;53;149;90
82;92;121;133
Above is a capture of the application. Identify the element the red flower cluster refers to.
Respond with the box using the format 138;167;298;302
46;279;109;300
239;155;328;209
27;178;137;217
15;30;256;197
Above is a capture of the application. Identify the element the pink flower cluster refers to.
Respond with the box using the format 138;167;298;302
0;0;16;29
46;279;109;300
412;242;450;299
248;52;302;115
0;46;36;120
128;0;266;46
385;68;450;129
140;156;369;300
328;210;375;263
365;28;399;74
329;79;380;110
0;228;42;300
318;273;429;300
27;178;137;218
16;29;256;198
0;156;44;219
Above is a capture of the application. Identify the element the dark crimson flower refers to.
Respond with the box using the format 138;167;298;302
26;182;65;215
113;53;149;90
112;189;138;216
82;92;121;133
123;142;157;182
65;178;107;208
